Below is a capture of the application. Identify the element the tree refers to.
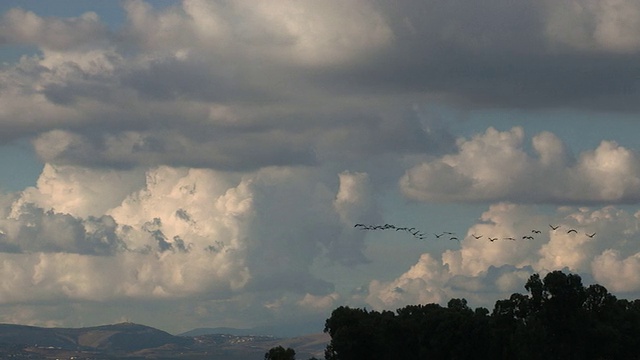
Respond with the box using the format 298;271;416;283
264;345;295;360
323;270;640;360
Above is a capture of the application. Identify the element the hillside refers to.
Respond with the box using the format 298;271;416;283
0;322;328;359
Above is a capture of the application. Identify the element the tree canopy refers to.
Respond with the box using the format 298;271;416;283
323;271;640;360
264;345;296;360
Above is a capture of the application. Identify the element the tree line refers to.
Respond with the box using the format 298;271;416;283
322;271;640;360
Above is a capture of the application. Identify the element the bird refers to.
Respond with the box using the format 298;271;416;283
532;230;541;234
522;235;534;240
449;236;459;242
444;231;455;235
504;237;516;241
586;232;596;238
488;237;498;242
434;233;444;239
472;234;483;239
550;225;560;230
567;229;578;234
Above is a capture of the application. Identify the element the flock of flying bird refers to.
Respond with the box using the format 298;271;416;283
353;223;596;242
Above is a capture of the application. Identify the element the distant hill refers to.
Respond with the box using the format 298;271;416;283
0;322;329;359
179;326;259;337
0;322;191;354
179;321;325;338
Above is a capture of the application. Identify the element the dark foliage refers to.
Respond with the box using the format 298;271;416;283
265;345;296;360
324;271;640;360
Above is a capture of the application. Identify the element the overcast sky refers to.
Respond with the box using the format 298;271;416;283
1;0;640;336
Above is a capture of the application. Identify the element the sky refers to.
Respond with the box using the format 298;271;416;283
1;0;640;337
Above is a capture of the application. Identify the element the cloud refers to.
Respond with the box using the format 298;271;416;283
1;0;638;168
364;204;640;311
0;164;380;308
592;250;640;292
16;163;144;218
0;8;110;51
400;127;640;204
442;204;640;278
366;253;449;309
0;205;125;255
121;0;393;67
544;0;640;53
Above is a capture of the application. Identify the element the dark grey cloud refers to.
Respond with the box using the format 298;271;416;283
2;0;639;172
0;204;125;255
318;0;640;111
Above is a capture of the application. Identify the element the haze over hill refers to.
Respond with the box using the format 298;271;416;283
0;322;328;359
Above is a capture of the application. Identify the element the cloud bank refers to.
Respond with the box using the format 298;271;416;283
401;127;640;204
366;203;640;310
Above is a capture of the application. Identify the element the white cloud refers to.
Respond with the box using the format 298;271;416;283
366;253;449;309
0;164;378;311
401;127;640;204
365;204;640;311
592;250;640;292
15;163;144;218
297;292;340;311
333;171;377;225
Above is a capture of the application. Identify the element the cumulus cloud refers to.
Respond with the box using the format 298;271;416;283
16;163;144;217
0;164;380;309
364;203;640;311
401;127;640;204
366;253;449;309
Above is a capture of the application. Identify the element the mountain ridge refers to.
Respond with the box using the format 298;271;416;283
0;322;329;359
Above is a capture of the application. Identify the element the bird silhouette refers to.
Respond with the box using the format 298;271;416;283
472;234;482;239
504;237;516;241
532;230;541;234
488;237;498;242
434;233;444;239
586;232;596;238
522;235;534;240
567;229;578;234
550;225;560;230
